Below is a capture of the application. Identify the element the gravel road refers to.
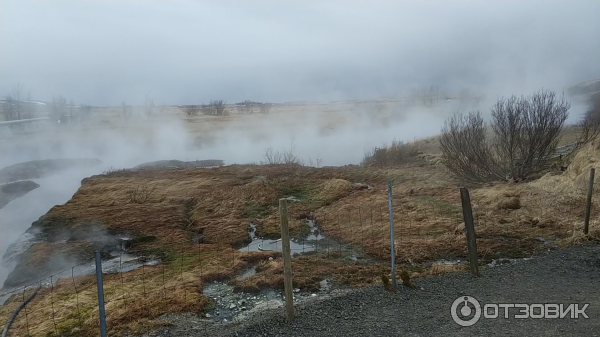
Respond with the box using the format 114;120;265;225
140;243;600;337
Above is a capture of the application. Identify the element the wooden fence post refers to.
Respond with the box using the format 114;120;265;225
584;168;596;235
388;181;397;289
279;198;295;321
459;188;480;277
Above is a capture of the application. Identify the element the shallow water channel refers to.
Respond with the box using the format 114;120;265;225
238;220;344;256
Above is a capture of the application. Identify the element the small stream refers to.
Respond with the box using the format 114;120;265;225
238;220;344;256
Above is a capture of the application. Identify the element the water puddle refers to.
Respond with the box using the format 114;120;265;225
239;220;342;257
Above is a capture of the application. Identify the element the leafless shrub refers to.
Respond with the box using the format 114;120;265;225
2;83;25;121
236;100;256;114
261;142;302;165
439;112;504;184
362;139;421;167
259;103;272;114
201;100;228;116
181;105;201;116
440;89;570;184
3;95;18;121
126;185;156;204
305;156;323;168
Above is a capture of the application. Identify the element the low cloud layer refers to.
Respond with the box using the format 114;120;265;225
1;0;599;105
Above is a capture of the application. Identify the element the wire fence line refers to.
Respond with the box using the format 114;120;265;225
0;176;596;337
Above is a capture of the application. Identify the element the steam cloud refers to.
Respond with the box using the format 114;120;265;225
0;0;598;288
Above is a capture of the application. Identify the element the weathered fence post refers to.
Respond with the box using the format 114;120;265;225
279;198;295;321
459;188;480;277
94;251;108;337
388;181;397;289
584;168;596;235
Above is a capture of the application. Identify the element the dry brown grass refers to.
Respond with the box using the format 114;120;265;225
2;148;597;336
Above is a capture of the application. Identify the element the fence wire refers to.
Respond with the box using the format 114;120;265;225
0;180;596;337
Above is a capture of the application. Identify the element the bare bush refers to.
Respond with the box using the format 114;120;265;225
236;100;256;114
181;105;201;116
2;95;18;121
235;101;272;114
439;89;570;183
201;100;228;116
259;103;272;114
305;156;323;168
2;83;25;121
261;142;302;165
439;112;504;183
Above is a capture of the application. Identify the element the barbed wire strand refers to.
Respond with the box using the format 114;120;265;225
22;286;31;337
49;275;58;335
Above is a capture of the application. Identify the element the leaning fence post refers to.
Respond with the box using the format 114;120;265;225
279;198;295;321
584;168;596;235
94;251;108;337
459;188;480;277
388;181;397;289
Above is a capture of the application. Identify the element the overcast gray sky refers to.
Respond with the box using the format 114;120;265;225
1;0;599;105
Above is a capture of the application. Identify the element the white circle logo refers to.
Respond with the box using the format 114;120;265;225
451;296;481;326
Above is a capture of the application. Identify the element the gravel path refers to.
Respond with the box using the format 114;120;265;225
140;243;600;337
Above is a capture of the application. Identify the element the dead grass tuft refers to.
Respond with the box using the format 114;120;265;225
416;262;469;277
497;197;521;210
